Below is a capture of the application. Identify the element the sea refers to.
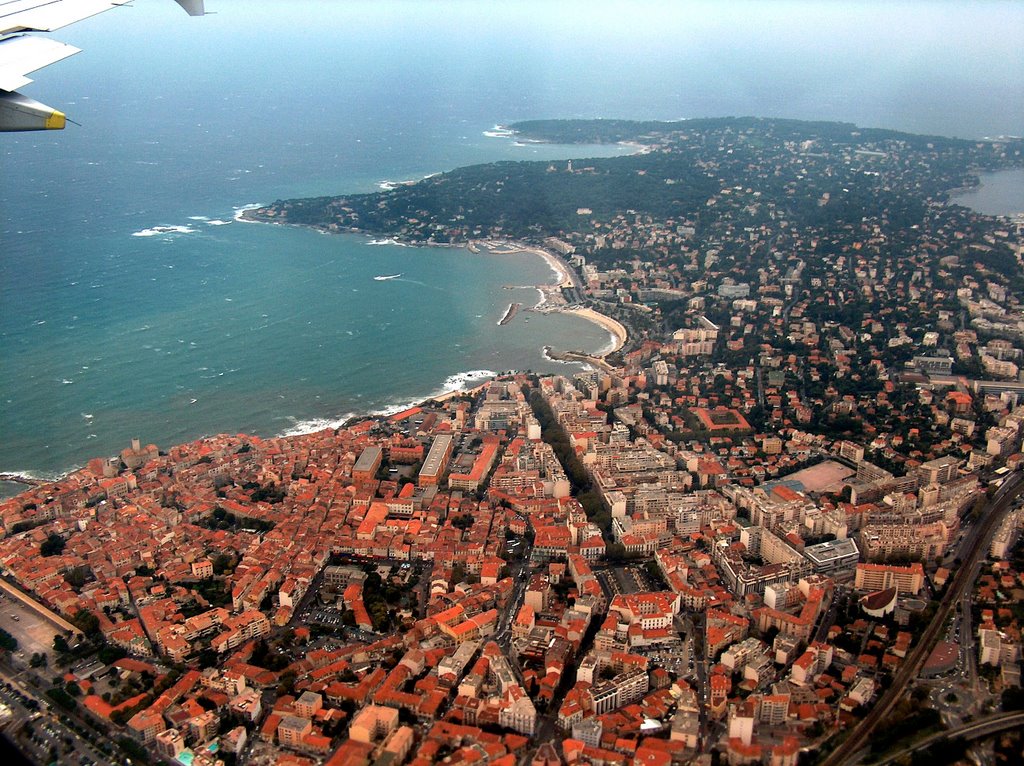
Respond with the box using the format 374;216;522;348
2;0;1023;493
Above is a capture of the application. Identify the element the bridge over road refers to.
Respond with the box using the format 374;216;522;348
869;710;1024;765
819;472;1024;766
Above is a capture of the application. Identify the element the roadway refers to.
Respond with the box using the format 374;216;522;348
819;471;1024;766
867;710;1024;765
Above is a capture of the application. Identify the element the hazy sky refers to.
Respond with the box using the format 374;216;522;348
31;0;1023;139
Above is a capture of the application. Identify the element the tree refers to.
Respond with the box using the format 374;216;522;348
212;552;234;575
63;565;90;588
70;610;99;634
0;628;17;652
40;533;66;557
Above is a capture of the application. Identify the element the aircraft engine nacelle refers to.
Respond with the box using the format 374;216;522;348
0;91;65;131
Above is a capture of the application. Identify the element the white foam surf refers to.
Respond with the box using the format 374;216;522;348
483;125;515;138
441;369;497;391
233;203;265;223
369;369;498;418
366;238;411;247
1;467;74;484
131;225;197;238
278;413;359;437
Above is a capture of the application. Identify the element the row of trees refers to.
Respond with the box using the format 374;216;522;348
527;386;612;539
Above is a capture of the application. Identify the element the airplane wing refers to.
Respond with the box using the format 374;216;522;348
0;0;205;131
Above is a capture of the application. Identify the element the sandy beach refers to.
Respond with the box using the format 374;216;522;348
562;306;628;355
478;240;627;357
481;241;574;288
519;246;575;288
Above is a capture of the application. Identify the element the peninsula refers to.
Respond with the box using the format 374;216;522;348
2;119;1024;766
243;116;1024;364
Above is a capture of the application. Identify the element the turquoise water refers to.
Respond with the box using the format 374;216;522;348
2;0;1023;479
0;220;612;479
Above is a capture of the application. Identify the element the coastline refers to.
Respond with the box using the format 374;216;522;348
562;306;627;355
228;208;631;435
949;166;1024;218
237;204;630;356
0;228;629;482
474;239;627;356
516;245;574;288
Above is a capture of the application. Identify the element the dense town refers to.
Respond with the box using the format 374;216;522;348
2;119;1024;766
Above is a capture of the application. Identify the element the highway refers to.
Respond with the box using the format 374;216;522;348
868;710;1024;765
819;472;1024;766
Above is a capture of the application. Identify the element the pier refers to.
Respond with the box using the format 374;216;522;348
498;302;521;326
543;346;616;373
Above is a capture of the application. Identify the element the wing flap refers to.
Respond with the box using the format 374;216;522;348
174;0;205;17
0;0;122;36
0;32;78;92
0;0;207;131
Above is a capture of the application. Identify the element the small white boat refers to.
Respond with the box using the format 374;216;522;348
373;274;402;281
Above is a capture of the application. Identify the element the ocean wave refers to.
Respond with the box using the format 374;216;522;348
188;215;210;221
278;413;359;438
483;126;514;138
131;225;197;238
0;467;73;484
370;369;498;417
542;346;586;367
232;203;265;223
442;369;496;391
206;219;232;226
597;333;618;356
366;238;411;247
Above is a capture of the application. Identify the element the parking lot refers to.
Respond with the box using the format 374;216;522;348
598;564;662;598
0;590;60;661
638;638;692;679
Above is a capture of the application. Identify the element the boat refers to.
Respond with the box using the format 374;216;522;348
373;274;402;281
